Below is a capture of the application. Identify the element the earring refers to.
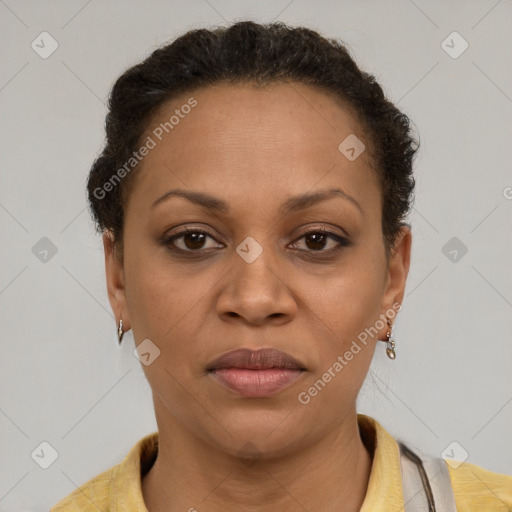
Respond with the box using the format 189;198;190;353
384;317;396;360
117;319;124;345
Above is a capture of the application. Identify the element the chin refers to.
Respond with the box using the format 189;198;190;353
205;408;306;459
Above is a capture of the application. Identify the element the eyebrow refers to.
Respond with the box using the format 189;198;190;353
151;187;363;215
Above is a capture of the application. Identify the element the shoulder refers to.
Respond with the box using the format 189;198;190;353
447;459;512;511
50;464;117;511
50;432;158;511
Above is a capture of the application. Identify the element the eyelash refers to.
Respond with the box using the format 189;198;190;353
161;227;351;258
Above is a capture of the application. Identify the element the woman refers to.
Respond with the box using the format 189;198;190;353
51;21;511;511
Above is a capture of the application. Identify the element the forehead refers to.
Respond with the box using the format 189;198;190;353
146;81;365;158
128;81;379;214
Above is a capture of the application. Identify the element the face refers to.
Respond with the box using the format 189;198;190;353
104;82;411;458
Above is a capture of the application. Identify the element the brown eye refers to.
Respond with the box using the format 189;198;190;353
292;229;350;253
163;230;223;252
304;232;329;250
182;232;207;250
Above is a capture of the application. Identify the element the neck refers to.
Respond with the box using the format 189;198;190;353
142;406;373;512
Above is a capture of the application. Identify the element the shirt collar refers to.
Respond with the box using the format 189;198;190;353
108;414;404;510
109;431;158;511
358;413;405;511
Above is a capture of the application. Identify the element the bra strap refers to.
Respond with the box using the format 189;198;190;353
398;440;458;512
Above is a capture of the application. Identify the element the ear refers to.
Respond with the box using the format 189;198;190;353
380;226;412;333
103;230;130;331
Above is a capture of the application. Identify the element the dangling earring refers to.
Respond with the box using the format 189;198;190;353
384;317;396;360
117;319;124;345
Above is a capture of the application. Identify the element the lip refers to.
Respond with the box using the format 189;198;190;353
207;348;306;371
207;348;306;398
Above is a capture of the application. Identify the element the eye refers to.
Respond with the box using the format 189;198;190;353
161;226;350;257
291;228;350;253
162;229;223;252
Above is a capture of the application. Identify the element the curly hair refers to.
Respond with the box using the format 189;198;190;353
87;20;417;259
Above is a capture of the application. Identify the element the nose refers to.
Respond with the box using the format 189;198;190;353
215;242;297;326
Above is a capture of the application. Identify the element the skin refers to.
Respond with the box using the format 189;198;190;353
104;82;411;512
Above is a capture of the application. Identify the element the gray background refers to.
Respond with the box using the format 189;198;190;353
1;0;511;510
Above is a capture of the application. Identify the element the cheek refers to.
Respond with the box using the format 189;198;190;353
296;266;384;414
310;247;385;335
123;239;208;340
299;243;386;390
124;252;212;407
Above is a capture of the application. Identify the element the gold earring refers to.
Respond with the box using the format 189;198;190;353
117;319;124;345
385;317;396;360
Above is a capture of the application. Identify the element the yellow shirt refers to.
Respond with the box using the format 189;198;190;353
51;414;512;511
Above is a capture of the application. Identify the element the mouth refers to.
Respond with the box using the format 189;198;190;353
207;348;306;372
207;348;306;398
